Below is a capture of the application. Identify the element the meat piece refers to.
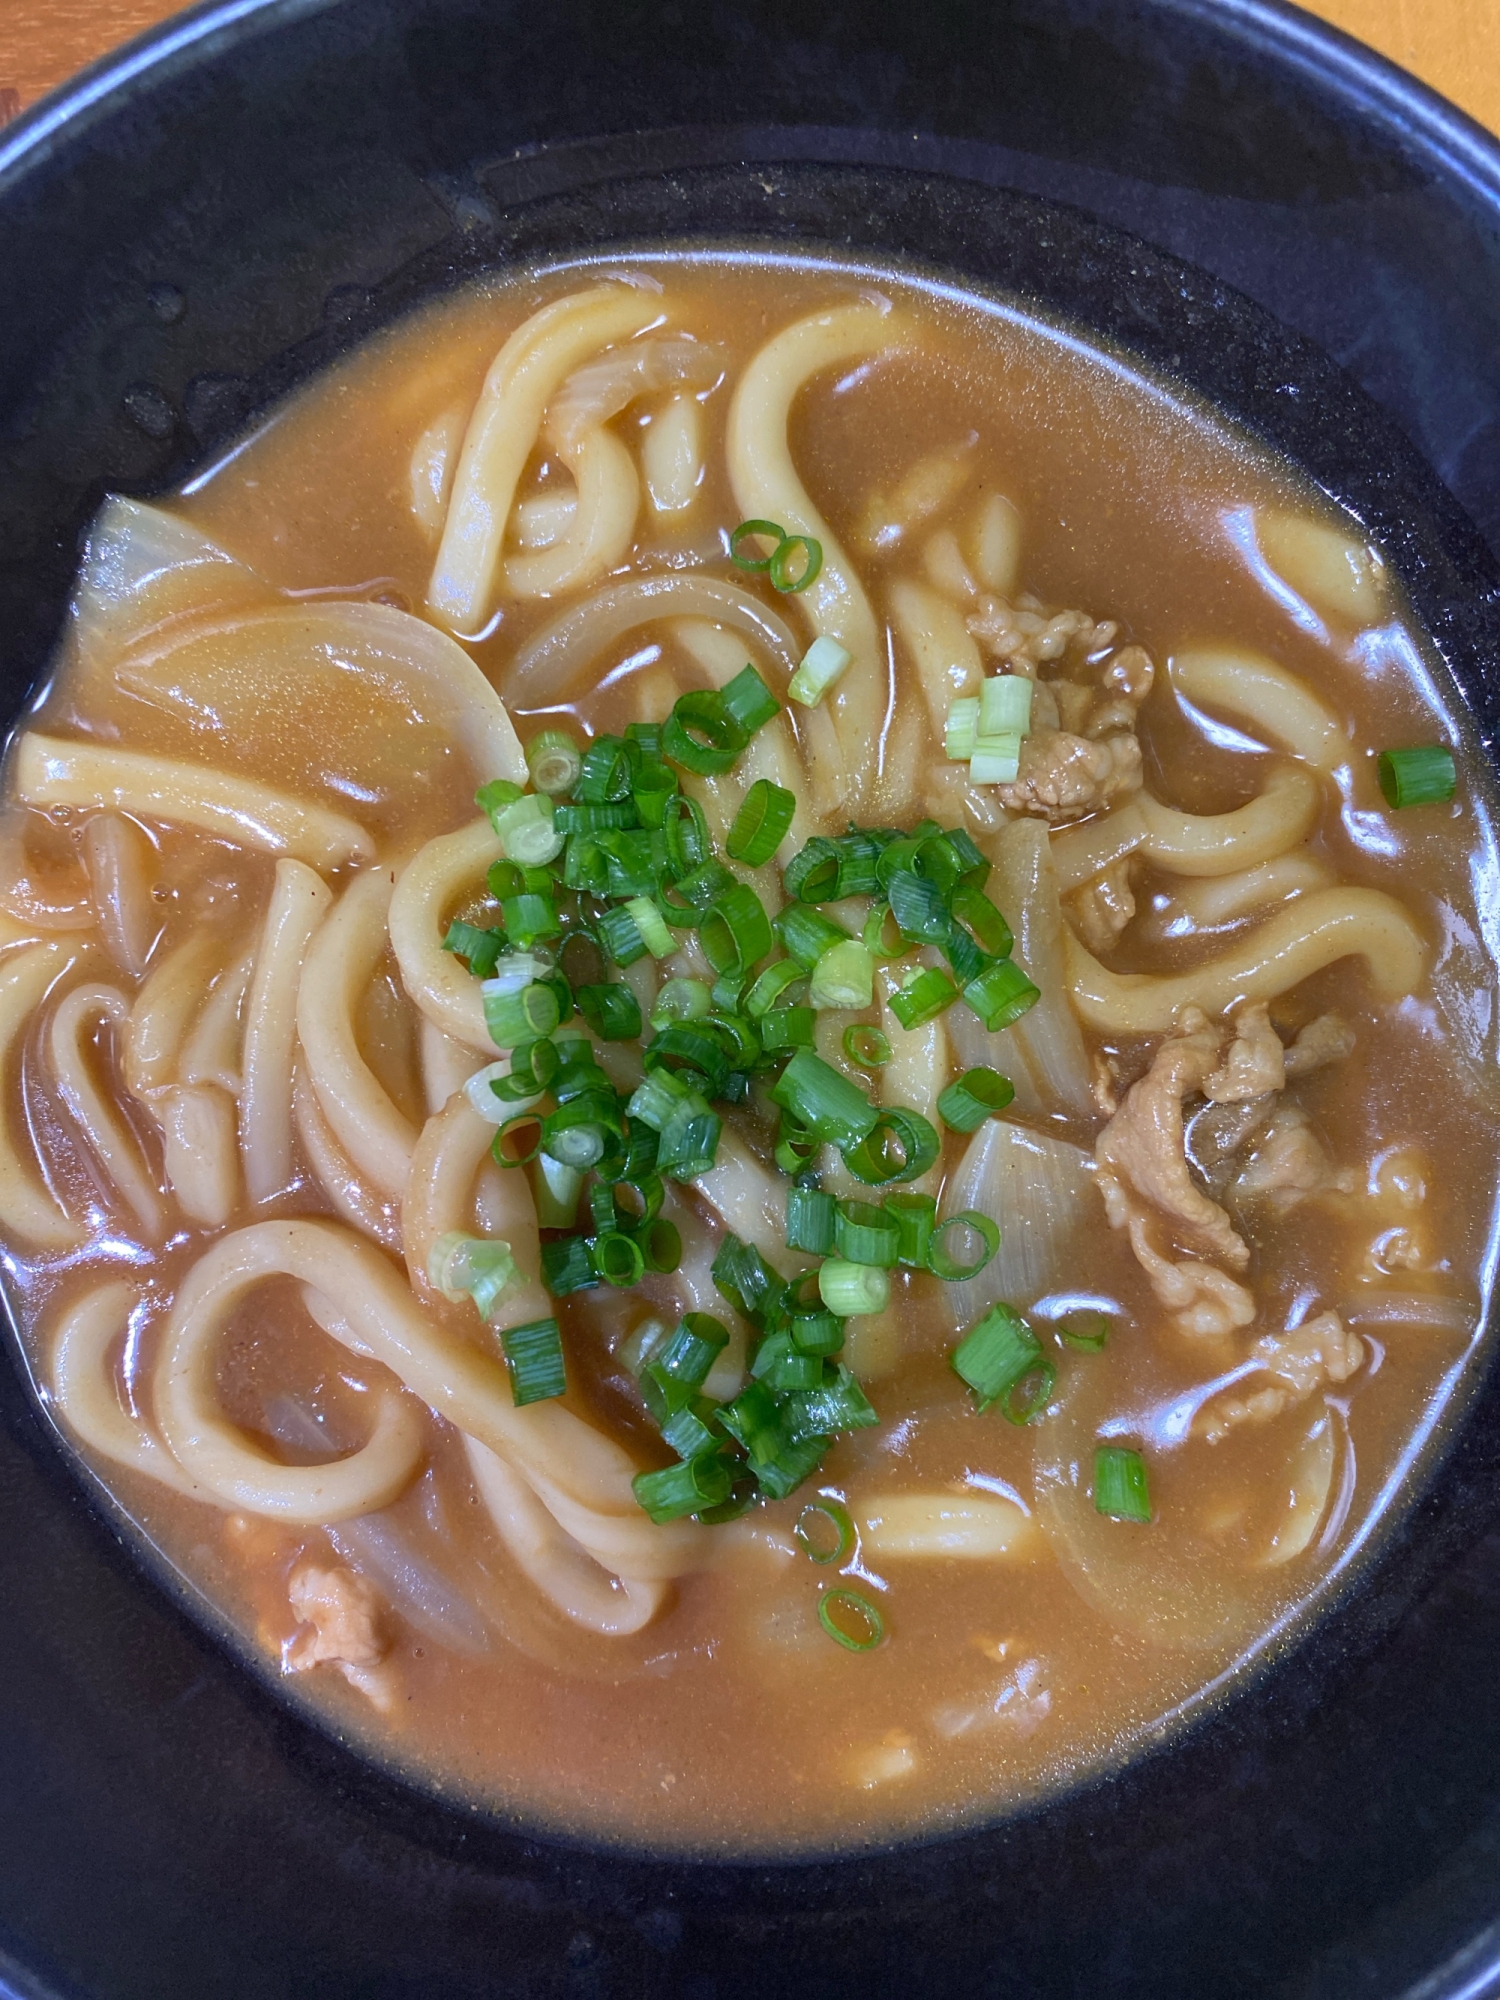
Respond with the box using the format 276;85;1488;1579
1184;1094;1279;1198
1283;1012;1356;1078
996;727;1142;822
1068;856;1136;955
1200;1311;1364;1442
1102;644;1154;703
967;597;1103;668
284;1560;397;1710
1232;1103;1356;1209
1129;1226;1257;1338
1205;1001;1285;1103
1095;1007;1250;1269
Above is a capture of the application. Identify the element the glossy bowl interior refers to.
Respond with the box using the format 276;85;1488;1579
4;3;1500;1995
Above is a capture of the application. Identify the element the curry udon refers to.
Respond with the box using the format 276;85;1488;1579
1;252;1494;1851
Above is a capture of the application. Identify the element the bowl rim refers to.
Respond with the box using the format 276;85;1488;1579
4;0;1500;220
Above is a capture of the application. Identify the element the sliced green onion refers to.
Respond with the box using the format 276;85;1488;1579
962;957;1040;1032
782;1364;878;1442
492;1110;543;1168
591;1230;647;1288
525;729;583;796
979;673;1034;737
783;837;842;903
769;535;822;593
655;1099;721;1179
540;1233;597;1296
662;793;710;875
660;1398;721;1463
786;1185;836;1255
795;1498;856;1565
637;1216;682;1274
533;1152;583;1229
791;1307;845;1356
1095;1445;1152;1523
631;760;679;829
426;1232;520;1320
759;1005;815;1053
817;1259;890;1317
574;981;642;1041
944;696;980;761
492;792;564;866
774;903;850;969
834;1199;900;1267
884;1190;937;1267
1378;744;1457;808
970;732;1023;785
787;634;850;705
498;892;559;948
555;799;637;835
594;902;650;967
937;1066;1016;1132
663;689;743;776
699;883;773;975
887;868;951;944
650;977;712;1028
809;939;875;1011
928;1209;1000;1281
862;905;904;959
633;1453;734;1523
721;664;780;739
501;1316;568;1406
770;1048;878;1150
644;1023;731;1095
889;966;959;1030
743;960;805;1016
729;518;785;571
727;778;796;865
711;1235;785;1328
951;1301;1042;1414
442;919;504;979
627;1066;696;1132
841;1108;941;1185
818;1587;884;1652
475;778;524;819
482;979;562;1048
1061;1311;1112;1353
843;1023;891;1068
950;884;1012;959
623;895;673;959
658;1312;732;1389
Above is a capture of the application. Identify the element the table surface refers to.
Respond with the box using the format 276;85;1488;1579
0;0;1498;135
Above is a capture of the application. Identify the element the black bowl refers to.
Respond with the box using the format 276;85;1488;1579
4;3;1500;1994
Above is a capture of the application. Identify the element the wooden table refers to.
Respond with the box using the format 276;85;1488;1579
1;0;1497;143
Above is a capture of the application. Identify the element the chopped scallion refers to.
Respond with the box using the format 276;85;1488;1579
936;1066;1016;1132
809;938;875;1011
501;1316;568;1405
978;673;1034;738
788;634;851;705
525;729;583;796
817;1258;890;1317
794;1497;855;1565
944;696;980;762
1378;744;1457;808
817;1586;884;1652
928;1209;1000;1281
1095;1445;1152;1523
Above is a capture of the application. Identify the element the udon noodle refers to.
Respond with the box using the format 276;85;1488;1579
0;252;1495;1852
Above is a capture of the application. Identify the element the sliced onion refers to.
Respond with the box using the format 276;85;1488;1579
1338;1291;1477;1337
942;1117;1096;1326
70;495;264;675
546;338;724;451
505;573;800;701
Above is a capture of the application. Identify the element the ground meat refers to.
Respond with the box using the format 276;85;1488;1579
996;726;1143;823
1200;1312;1364;1442
1205;1001;1286;1103
1096;1008;1250;1270
1232;1103;1357;1209
284;1560;396;1710
1283;1012;1357;1078
1068;855;1137;955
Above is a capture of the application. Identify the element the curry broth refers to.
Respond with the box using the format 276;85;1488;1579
3;252;1497;1853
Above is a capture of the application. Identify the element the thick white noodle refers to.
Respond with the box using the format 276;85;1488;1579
858;1493;1037;1560
241;859;333;1202
48;983;163;1239
1170;647;1350;771
14;733;373;871
49;1281;199;1497
1064;886;1428;1032
464;1437;668;1635
419;1017;481;1116
292;1067;403;1251
178;947;253;1091
505;573;801;702
123;933;241;1226
1049;763;1322;891
387;820;501;1053
693;1128;788;1260
160;1086;242;1228
80;814;160;975
988;818;1094;1117
428;286;662;631
409;403;466;540
643;392;704;513
296;867;418;1200
727;301;912;814
501;426;639;599
155;1228;428;1520
1157;852;1335;933
125;933;218;1098
401;1096;543;1314
0;942;86;1249
887;576;983;736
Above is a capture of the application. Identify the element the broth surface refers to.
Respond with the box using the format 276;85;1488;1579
2;251;1497;1853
